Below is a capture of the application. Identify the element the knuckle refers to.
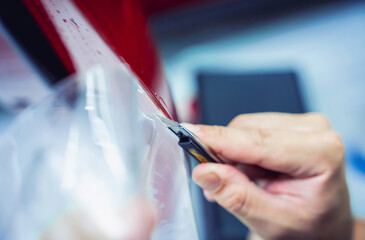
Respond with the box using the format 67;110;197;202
212;125;226;138
221;186;248;214
229;114;247;126
322;130;345;167
324;131;345;156
252;128;271;148
306;113;331;128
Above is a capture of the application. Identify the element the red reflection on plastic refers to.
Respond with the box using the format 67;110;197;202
73;0;176;119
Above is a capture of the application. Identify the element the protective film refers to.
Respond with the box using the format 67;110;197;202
0;66;199;240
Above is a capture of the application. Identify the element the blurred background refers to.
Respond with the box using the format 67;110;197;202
1;0;365;239
146;0;365;239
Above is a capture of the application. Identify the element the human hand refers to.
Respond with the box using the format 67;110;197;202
184;113;352;240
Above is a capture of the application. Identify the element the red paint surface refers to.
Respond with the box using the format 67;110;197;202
73;0;158;89
22;0;178;120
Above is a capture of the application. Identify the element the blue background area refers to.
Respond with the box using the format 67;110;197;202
151;0;365;222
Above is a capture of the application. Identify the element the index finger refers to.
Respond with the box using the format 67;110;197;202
184;124;342;178
228;112;331;132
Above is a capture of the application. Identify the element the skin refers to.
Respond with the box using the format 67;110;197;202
354;219;365;240
183;112;357;240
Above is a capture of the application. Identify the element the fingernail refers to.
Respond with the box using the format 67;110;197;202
194;172;221;191
181;123;200;134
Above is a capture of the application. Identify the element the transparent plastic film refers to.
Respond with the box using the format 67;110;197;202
0;65;199;240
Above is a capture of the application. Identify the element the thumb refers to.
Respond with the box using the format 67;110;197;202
192;163;282;227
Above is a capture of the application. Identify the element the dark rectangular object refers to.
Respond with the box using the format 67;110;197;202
196;70;305;240
198;71;305;126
